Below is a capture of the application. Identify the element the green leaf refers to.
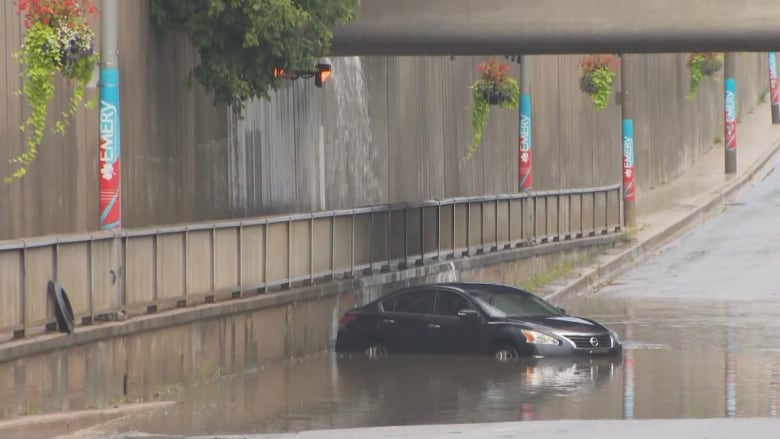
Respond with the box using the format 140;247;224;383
150;0;362;116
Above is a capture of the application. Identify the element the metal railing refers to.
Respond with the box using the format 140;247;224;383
0;184;622;339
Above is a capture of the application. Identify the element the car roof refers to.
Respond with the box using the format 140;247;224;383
384;282;528;297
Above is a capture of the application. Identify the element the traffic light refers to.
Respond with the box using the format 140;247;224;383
315;59;332;87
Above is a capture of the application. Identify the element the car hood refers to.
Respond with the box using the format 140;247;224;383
499;315;610;334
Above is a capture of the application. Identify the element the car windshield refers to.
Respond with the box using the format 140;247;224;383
465;286;563;318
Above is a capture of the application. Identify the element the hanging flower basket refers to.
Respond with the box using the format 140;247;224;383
477;84;513;105
7;0;100;182
467;60;519;161
687;52;724;99
577;54;619;111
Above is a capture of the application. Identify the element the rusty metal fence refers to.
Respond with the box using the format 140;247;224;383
0;185;621;339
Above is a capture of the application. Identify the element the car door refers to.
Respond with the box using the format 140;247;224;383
377;289;436;354
428;290;484;355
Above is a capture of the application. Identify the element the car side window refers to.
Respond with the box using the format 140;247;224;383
390;289;436;315
436;291;471;316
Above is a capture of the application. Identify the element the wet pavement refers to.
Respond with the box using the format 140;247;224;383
78;151;780;438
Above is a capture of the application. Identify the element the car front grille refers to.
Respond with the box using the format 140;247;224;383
564;334;613;349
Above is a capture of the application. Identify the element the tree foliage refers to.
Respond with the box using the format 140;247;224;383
150;0;361;114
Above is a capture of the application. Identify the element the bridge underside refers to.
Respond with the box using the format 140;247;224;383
330;0;780;56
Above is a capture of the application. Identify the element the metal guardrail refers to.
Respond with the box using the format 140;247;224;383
0;185;622;339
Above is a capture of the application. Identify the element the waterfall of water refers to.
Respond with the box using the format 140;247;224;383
330;57;382;208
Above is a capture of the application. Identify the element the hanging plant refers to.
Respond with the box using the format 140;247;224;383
466;60;519;161
687;52;724;99
7;0;100;182
577;54;619;111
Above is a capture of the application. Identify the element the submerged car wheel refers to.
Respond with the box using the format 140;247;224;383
492;344;520;362
364;341;388;358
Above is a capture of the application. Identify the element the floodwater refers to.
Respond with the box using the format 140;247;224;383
93;153;780;437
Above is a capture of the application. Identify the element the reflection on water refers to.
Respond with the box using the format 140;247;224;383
98;294;780;438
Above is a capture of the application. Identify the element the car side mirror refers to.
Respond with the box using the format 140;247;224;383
457;309;480;318
557;307;566;314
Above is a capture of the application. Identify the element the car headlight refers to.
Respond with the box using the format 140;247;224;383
521;329;560;345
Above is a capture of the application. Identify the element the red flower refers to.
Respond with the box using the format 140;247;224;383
477;60;512;84
16;0;100;27
577;54;620;74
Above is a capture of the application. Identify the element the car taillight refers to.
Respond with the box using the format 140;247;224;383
338;314;358;331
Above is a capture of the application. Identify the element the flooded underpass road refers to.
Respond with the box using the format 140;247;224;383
95;154;780;438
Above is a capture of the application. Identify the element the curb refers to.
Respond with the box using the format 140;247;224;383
0;401;175;439
545;137;780;301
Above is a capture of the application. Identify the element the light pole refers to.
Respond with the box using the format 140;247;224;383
518;56;532;191
724;53;737;175
620;54;636;228
99;0;122;230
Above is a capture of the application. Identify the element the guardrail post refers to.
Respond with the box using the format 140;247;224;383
151;232;159;311
85;238;94;325
367;208;374;273
238;223;245;296
604;189;609;235
568;191;573;239
579;192;584;237
544;194;549;242
207;225;216;302
120;234;127;311
479;200;485;254
14;245;27;339
520;195;526;246
309;215;316;282
493;199;499;250
436;202;442;261
451;202;456;258
401;207;408;269
556;193;561;241
465;202;471;256
180;227;189;307
592;191;597;236
533;194;538;242
418;205;425;265
384;209;391;272
46;239;61;332
350;214;355;276
331;213;336;278
287;218;293;284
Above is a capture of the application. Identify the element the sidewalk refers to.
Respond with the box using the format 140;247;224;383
542;99;780;300
244;418;780;439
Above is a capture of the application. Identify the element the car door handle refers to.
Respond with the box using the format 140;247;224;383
382;319;395;324
427;323;441;329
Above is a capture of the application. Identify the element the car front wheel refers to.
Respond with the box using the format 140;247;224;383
492;344;520;362
364;341;388;358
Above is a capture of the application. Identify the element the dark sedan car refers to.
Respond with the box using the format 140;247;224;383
335;282;621;360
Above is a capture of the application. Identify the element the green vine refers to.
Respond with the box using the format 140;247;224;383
466;60;520;161
7;0;99;182
687;52;723;99
577;54;619;111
